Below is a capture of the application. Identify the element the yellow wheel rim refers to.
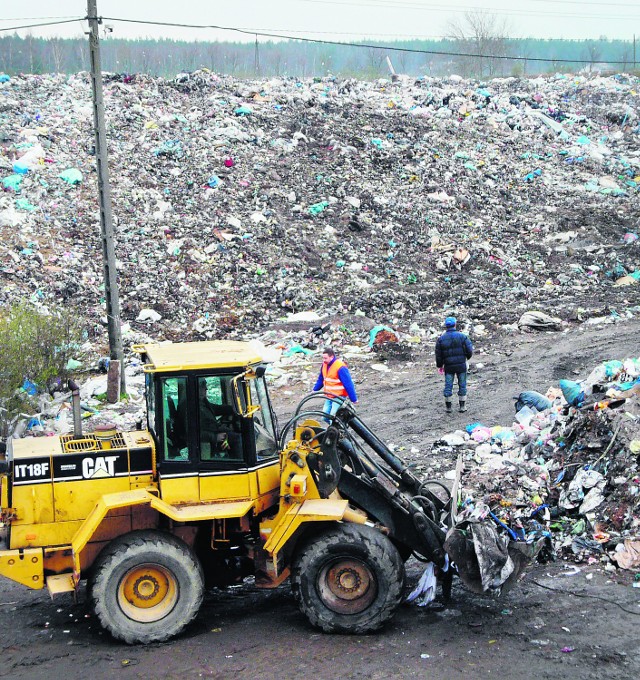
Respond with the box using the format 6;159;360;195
117;563;178;623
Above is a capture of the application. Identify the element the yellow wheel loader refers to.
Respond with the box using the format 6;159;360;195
0;340;537;644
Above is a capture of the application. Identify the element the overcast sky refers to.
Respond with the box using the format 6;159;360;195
1;0;637;44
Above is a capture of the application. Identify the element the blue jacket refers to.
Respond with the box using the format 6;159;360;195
313;358;358;402
435;330;473;374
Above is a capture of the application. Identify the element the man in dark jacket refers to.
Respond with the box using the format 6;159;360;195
435;316;473;413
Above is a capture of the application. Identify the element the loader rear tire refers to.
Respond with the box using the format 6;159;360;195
90;530;204;644
291;524;404;633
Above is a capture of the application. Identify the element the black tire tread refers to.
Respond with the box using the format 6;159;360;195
90;530;204;644
291;523;404;634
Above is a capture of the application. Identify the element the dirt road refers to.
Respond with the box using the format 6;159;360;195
1;319;639;679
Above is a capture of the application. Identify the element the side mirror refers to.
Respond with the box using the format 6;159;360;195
231;371;260;418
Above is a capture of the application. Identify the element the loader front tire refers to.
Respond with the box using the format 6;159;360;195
291;523;404;633
90;530;204;644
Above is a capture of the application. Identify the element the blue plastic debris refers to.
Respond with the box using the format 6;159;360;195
523;168;542;182
21;378;38;396
58;168;83;184
3;174;23;192
559;379;584;407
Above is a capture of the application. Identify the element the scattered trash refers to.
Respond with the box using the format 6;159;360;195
369;325;398;347
406;562;437;606
518;312;562;332
514;391;552;414
58;168;83;185
432;354;640;577
0;71;635;353
1;71;639;584
612;540;640;570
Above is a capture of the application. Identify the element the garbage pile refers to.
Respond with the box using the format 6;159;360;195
431;357;640;577
0;70;639;350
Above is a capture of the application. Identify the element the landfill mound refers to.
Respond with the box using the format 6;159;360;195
432;357;640;577
0;71;638;348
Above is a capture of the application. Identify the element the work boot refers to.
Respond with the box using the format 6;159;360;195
445;400;452;413
459;399;467;413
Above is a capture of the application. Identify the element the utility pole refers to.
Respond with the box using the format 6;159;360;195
87;0;125;400
254;35;260;76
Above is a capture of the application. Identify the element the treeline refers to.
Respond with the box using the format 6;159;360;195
0;34;637;79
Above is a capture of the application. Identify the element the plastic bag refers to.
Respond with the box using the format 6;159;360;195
559;379;584;407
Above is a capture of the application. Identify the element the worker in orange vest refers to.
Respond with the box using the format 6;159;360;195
313;347;358;417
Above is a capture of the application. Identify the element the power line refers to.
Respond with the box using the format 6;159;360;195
94;16;636;65
300;0;640;22
0;18;84;34
0;16;82;21
0;14;634;66
240;26;450;39
530;0;640;7
313;0;640;14
352;0;639;6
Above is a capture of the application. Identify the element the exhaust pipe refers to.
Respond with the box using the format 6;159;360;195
68;379;83;439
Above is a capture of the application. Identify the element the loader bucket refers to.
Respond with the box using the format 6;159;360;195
444;520;549;595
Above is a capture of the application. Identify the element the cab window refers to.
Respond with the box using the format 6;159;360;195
162;376;189;460
198;376;243;462
249;377;278;460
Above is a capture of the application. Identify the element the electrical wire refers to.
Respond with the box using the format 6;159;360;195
0;18;85;34
529;578;640;616
1;14;635;66
239;26;449;39
94;16;636;65
300;0;640;22
520;0;640;7
0;16;82;21
328;0;638;7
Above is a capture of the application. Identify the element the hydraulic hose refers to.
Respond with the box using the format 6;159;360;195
277;409;334;451
294;392;345;416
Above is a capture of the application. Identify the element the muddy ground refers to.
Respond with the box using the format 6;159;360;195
1;319;639;679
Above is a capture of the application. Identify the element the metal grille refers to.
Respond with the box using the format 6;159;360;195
109;433;127;449
62;437;99;453
61;432;127;452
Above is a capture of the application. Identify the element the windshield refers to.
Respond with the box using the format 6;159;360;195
249;376;278;460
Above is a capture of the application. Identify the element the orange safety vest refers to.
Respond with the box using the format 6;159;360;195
322;359;348;397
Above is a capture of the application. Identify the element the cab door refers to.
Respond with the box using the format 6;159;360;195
196;375;253;502
198;373;280;510
155;375;200;505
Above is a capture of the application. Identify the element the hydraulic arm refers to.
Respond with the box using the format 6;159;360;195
287;397;454;566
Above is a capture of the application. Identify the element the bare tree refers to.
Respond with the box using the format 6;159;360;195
364;47;385;78
618;42;634;72
24;33;35;74
395;48;409;74
583;39;602;73
294;50;309;78
50;38;65;73
447;11;511;78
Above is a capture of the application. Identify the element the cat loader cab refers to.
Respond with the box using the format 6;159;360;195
140;341;281;508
